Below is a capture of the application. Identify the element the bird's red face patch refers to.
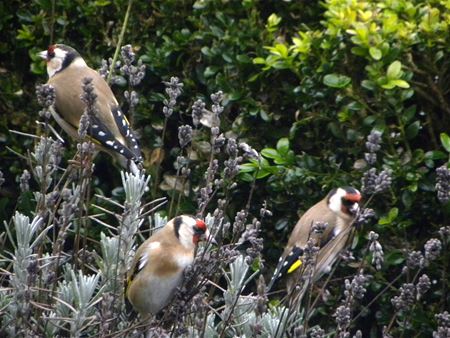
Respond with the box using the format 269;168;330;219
341;192;362;216
192;219;207;244
345;192;362;203
196;219;207;232
46;45;56;60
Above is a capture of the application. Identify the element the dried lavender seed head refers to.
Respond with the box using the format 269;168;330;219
120;45;146;87
375;169;393;193
354;208;375;227
163;77;183;102
162;77;183;118
260;206;272;218
81;77;97;110
78;141;96;156
19;169;31;192
303;239;320;267
239;142;260;160
178;125;193;148
192;99;206;127
78;111;90;139
224;159;239;179
353;330;363;338
226;138;238;157
210;91;224;115
124;90;140;109
350;272;369;300
213;133;226;152
50;140;64;167
424;238;442;262
340;249;355;262
98;59;109;78
45;191;60;209
120;44;135;65
368;231;379;241
433;311;450;338
293;325;306;338
363;130;382;165
36;84;56;119
391;283;415;312
438;226;450;240
211;126;220;137
232;210;247;236
366;130;382;153
36;84;56;108
416;274;431;300
361;168;393;194
436;165;450;204
163;106;173;118
407;250;425;269
369;231;384;270
364;152;377;165
310;326;325;338
361;167;377;194
334;305;351;329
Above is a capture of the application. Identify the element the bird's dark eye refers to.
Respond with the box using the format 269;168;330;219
47;46;56;59
193;226;205;235
342;198;354;207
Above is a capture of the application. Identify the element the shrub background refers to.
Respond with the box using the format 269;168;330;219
0;0;449;337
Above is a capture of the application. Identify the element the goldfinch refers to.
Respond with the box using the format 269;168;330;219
126;215;211;316
268;187;361;298
38;44;142;170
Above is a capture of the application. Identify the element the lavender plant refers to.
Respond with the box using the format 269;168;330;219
1;39;449;337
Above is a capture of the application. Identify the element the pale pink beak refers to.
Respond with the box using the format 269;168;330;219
204;228;217;245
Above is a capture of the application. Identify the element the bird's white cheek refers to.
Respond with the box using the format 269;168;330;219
47;59;62;78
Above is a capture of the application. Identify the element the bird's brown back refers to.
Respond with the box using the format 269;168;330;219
49;65;126;145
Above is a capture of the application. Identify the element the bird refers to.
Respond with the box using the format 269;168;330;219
126;215;212;317
267;187;362;302
38;44;142;171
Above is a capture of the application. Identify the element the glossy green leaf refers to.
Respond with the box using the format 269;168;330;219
261;148;279;159
236;54;251;63
402;106;416;123
361;79;375;90
369;47;382;60
391;79;410;88
276;138;289;154
323;73;351;88
440;133;450;153
256;169;272;179
253;57;266;65
387;60;402;79
406;121;420;139
425;150;447;160
204;66;218;78
239;162;258;173
381;80;396;89
238;172;255;182
379;207;398;225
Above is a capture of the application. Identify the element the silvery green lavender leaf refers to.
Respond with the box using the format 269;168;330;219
9;212;43;251
52;269;102;337
227;255;251;292
121;171;150;206
119;170;150;263
149;212;168;231
98;233;120;288
259;306;301;338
